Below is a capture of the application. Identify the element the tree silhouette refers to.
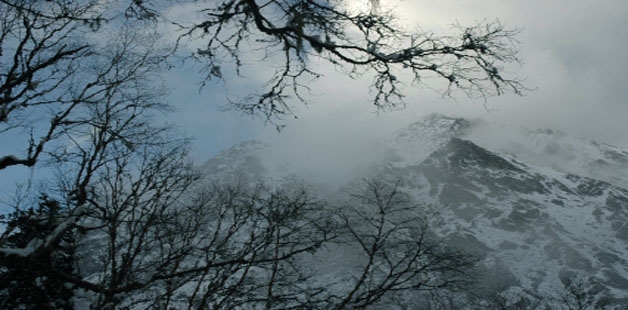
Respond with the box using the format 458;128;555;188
0;1;527;308
179;0;525;122
0;196;77;309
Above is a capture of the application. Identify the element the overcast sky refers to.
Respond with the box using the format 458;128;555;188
167;0;628;168
2;0;627;208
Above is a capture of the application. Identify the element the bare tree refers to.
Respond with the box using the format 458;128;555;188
0;0;525;259
326;179;475;309
0;1;524;308
76;176;334;309
0;0;170;261
556;276;601;310
64;140;197;309
157;180;335;310
72;176;475;309
178;0;525;122
3;145;478;309
478;288;545;310
33;129;334;309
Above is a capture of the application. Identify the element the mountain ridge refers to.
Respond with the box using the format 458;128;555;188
200;113;628;306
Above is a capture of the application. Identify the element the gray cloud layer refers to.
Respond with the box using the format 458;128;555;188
3;1;626;207
173;0;628;168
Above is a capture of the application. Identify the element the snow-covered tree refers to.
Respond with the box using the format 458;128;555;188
0;196;77;309
0;0;525;307
0;0;170;260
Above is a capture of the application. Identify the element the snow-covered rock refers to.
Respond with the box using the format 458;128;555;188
199;113;628;306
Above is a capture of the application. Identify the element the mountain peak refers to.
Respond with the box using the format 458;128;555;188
421;113;473;129
383;114;476;166
468;123;628;189
198;115;628;306
199;140;270;179
406;113;474;135
432;138;526;173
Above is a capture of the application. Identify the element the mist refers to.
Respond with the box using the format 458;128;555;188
154;0;628;185
207;0;627;186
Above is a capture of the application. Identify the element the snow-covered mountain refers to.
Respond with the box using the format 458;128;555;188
467;124;628;190
199;139;271;181
201;114;628;306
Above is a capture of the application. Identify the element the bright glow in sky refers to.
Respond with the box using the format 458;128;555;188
168;0;628;167
2;0;628;207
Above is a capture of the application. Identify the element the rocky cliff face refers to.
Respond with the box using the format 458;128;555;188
202;114;628;305
369;115;628;304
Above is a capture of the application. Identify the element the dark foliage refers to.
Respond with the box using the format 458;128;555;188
0;1;529;308
0;196;77;309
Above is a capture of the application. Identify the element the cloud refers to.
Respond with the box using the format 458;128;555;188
386;0;628;145
172;0;628;170
243;0;628;184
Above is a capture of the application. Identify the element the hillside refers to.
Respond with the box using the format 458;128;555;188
201;114;628;307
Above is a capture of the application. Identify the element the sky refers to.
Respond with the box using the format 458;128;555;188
2;0;628;208
167;0;628;160
159;0;628;184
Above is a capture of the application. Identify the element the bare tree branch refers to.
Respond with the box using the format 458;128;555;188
181;0;527;124
332;178;475;309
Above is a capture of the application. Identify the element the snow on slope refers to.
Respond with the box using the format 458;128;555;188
383;113;476;167
468;123;628;189
373;116;628;304
197;139;295;185
198;113;628;306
